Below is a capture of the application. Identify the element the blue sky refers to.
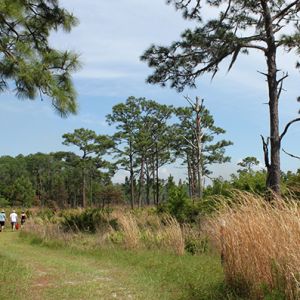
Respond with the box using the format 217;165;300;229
0;0;299;183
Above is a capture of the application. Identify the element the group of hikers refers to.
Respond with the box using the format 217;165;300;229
0;210;26;232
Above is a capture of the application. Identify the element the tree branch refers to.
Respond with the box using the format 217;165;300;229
277;72;288;99
280;117;300;141
261;135;270;169
272;0;300;22
282;148;300;160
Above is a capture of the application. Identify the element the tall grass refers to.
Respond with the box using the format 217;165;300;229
111;210;185;255
113;211;140;250
23;219;72;245
208;192;300;299
24;208;193;255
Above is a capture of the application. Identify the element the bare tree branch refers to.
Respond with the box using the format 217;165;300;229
277;72;288;99
257;70;269;78
282;148;300;160
261;135;270;169
184;95;194;107
280;117;300;141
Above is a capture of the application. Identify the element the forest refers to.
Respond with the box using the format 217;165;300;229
0;96;299;210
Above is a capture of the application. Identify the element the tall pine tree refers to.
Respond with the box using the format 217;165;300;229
142;0;300;195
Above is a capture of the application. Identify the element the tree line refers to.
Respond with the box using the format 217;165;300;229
0;96;232;208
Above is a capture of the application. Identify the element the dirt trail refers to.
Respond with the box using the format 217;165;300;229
0;232;137;300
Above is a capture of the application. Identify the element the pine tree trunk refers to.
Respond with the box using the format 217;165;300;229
152;157;156;204
187;154;193;199
129;140;134;209
82;167;86;207
138;156;145;207
195;97;203;199
145;159;150;205
155;144;159;205
262;0;281;195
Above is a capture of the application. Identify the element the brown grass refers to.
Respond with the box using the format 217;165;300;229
111;210;185;255
25;209;186;255
112;211;140;250
207;192;300;299
23;219;72;244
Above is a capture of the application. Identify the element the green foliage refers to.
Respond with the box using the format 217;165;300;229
0;196;9;207
0;0;80;116
173;102;232;198
205;171;267;198
262;285;285;300
231;171;267;195
9;176;35;207
237;157;260;173
142;1;300;92
60;208;116;233
159;186;200;223
174;105;232;175
36;208;56;221
99;184;125;207
142;0;300;195
185;236;209;255
62;128;115;207
282;169;300;198
107;96;174;206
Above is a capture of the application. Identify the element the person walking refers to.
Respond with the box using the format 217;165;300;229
0;210;6;232
21;211;27;228
10;210;18;231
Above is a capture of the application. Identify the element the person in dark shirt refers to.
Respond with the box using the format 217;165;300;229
21;211;27;228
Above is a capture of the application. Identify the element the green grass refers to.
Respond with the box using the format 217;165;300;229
0;254;31;299
0;231;241;299
88;248;230;299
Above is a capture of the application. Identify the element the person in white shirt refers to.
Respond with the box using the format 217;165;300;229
10;210;18;231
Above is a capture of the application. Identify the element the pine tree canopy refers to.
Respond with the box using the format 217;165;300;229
141;0;300;91
0;0;80;116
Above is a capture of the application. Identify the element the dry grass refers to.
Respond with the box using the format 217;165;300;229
112;211;140;250
159;216;185;255
111;210;185;255
23;218;72;244
207;192;300;299
25;209;186;255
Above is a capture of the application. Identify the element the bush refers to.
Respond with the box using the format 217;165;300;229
0;197;9;207
36;208;56;221
185;236;209;255
60;208;116;233
158;186;200;223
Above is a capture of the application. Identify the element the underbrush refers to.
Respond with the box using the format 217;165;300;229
208;192;300;299
23;208;209;256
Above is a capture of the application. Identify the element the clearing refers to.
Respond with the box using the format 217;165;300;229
0;232;227;300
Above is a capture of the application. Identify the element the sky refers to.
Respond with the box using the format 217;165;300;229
0;0;299;183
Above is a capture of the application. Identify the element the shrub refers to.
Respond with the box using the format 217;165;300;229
0;197;9;207
60;208;115;233
158;186;200;223
36;208;56;221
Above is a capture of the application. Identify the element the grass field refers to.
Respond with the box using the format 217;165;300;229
0;231;238;300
